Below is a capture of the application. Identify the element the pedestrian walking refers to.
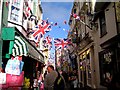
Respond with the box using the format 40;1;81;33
68;69;78;90
61;70;69;90
44;70;47;79
44;65;58;90
54;70;66;90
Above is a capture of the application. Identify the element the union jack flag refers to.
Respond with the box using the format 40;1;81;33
24;6;31;17
54;38;71;49
30;20;51;43
71;13;91;29
43;35;52;50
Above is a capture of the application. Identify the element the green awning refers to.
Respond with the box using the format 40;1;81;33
12;36;28;56
2;27;44;63
12;35;44;62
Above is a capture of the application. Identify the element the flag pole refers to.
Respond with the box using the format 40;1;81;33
72;13;92;30
79;19;92;30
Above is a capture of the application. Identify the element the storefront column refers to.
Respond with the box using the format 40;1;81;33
77;54;80;88
90;47;96;89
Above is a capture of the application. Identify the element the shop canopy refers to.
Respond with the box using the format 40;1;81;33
12;35;28;56
2;27;44;63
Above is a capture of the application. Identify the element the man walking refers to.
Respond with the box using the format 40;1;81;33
44;65;58;90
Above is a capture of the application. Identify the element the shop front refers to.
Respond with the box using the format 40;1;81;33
78;45;95;89
1;27;44;89
99;34;120;89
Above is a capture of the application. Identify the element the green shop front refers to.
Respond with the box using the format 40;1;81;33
1;27;44;89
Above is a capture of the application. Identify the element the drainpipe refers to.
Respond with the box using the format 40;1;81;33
0;0;3;68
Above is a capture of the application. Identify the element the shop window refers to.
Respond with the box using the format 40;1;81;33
99;50;114;86
10;7;20;22
86;53;92;85
10;0;21;21
79;58;83;83
99;11;107;37
8;0;23;25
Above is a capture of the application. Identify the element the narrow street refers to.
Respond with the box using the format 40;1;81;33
0;0;120;90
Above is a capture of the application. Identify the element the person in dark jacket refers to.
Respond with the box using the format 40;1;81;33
44;70;47;79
